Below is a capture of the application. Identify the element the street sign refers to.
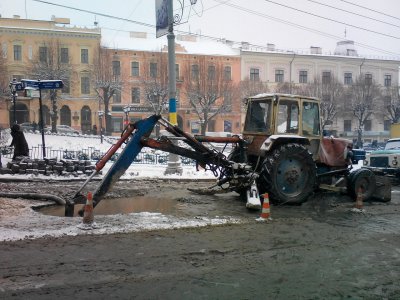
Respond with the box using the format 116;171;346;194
21;79;39;90
39;80;64;90
21;79;64;90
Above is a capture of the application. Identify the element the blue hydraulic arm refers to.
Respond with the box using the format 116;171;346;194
65;115;160;216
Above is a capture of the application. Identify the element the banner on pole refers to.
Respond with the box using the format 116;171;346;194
156;0;169;38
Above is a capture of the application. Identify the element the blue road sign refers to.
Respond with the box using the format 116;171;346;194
21;79;64;90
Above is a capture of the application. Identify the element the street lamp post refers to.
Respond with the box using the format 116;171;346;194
9;78;18;125
98;110;104;144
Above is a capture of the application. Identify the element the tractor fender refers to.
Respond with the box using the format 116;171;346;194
259;134;310;155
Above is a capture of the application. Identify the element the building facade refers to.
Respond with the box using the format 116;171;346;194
102;33;242;134
241;41;400;143
0;16;101;133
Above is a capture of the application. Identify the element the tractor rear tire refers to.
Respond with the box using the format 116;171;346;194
347;168;376;201
259;143;316;204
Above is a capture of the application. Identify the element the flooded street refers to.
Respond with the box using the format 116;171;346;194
0;178;399;299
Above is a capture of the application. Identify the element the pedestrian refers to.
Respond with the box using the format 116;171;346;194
10;124;29;160
92;124;97;135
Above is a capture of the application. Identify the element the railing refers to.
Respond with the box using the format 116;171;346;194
1;145;196;166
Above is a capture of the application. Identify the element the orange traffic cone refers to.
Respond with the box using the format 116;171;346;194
256;193;272;222
82;191;94;225
355;187;363;210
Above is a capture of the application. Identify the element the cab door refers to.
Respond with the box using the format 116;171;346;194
300;99;321;160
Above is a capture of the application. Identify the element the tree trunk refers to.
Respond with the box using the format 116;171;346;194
356;128;363;148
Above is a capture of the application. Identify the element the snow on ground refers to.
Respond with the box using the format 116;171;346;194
0;132;363;242
0;132;238;242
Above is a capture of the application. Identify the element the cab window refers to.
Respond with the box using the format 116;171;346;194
277;100;299;134
244;100;272;132
302;101;320;136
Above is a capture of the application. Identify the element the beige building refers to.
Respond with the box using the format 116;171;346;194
240;41;400;143
0;16;100;133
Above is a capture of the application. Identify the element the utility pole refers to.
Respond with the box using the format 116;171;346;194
164;0;183;175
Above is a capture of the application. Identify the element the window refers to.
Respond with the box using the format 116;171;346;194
191;64;199;80
208;65;216;80
131;61;139;76
175;64;180;80
13;45;22;61
344;120;352;132
364;120;372;131
39;46;48;63
81;49;89;63
224;66;232;80
176;89;180;107
131;87;140;103
365;73;372;85
384;96;391;107
250;68;259;81
322;71;331;84
81;77;90;94
302;102;320;136
60;48;69;63
224;120;232;132
344;73;352;85
112;61;121;76
150;62;157;78
113;90;121;103
224;91;232;108
2;43;8;58
28;45;32;60
112;117;123;132
384;120;391;131
277;100;299;134
275;69;284;83
384;75;392;87
299;70;307;83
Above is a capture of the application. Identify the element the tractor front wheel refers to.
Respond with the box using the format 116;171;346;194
260;143;316;204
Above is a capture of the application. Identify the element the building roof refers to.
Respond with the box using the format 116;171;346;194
101;32;240;56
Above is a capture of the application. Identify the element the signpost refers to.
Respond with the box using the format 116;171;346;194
21;79;64;158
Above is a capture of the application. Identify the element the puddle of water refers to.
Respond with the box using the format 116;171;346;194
39;196;180;217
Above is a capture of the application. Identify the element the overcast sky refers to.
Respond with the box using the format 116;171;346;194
1;0;399;58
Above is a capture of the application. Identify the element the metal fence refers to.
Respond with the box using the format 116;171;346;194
1;145;196;166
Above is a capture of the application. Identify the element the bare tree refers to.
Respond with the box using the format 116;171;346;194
240;78;269;99
349;74;382;148
182;59;236;135
299;76;345;131
384;85;400;123
30;39;71;133
139;52;169;136
93;46;122;135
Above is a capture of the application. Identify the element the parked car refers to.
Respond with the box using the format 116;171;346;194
46;125;80;135
363;138;400;176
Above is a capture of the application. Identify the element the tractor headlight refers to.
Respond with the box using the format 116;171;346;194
363;160;368;166
392;159;398;166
